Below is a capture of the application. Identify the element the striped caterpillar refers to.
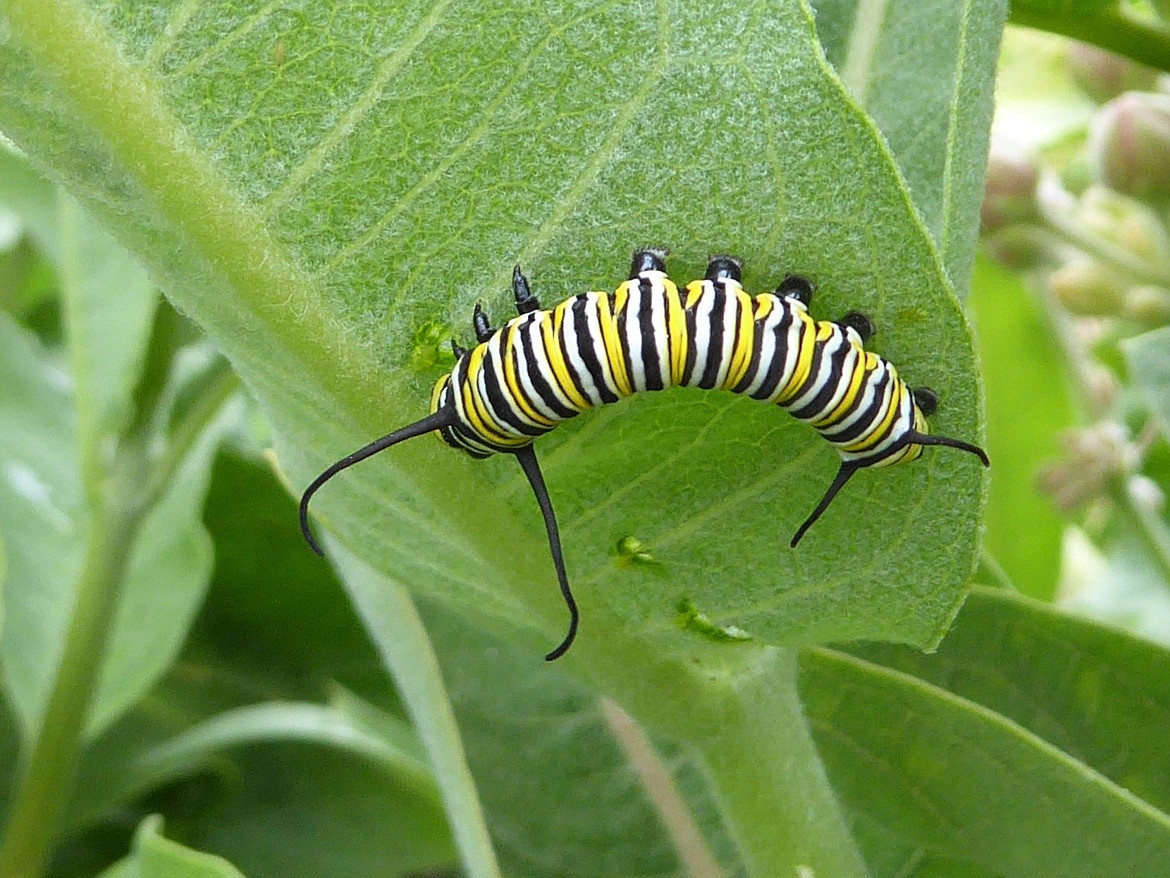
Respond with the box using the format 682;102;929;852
300;249;988;660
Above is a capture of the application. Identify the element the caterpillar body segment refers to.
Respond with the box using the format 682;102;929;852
300;250;989;661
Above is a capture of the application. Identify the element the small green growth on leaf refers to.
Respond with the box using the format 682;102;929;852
409;319;458;372
675;597;753;643
615;534;659;567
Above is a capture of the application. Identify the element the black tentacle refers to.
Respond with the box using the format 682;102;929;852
791;460;862;547
513;444;579;661
299;408;457;555
473;302;493;342
513;264;540;314
906;431;991;467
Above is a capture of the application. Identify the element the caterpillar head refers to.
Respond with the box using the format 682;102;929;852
790;385;989;547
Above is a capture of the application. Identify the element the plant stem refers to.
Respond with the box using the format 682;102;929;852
1009;7;1170;73
586;641;869;878
0;352;235;877
1114;481;1170;588
0;502;138;878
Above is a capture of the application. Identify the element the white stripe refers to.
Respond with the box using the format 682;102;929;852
786;330;844;413
648;277;670;389
711;282;740;389
763;302;809;404
814;343;861;421
584;292;619;398
511;316;564;420
560;298;603;405
624;284;645;391
820;355;888;437
833;373;896;450
686;282;715;387
743;302;784;396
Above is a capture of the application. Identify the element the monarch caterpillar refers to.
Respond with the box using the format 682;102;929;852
300;249;989;661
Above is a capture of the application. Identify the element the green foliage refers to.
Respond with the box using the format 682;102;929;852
99;816;245;878
0;2;1168;878
970;254;1075;598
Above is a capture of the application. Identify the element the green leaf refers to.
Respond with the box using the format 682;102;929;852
1123;323;1170;431
813;0;1008;298
130;699;440;809
800;646;1170;877
99;815;247;878
330;542;503;878
969;252;1074;599
849;585;1170;816
414;594;747;878
0;0;986;665
0;300;220;741
1007;3;1170;73
198;745;455;877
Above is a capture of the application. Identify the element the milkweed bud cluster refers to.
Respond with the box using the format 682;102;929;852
985;39;1170;525
982;44;1170;331
1038;422;1140;513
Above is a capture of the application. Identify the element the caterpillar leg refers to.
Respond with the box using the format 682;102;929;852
630;248;669;278
513;444;579;661
775;274;814;306
837;310;874;343
451;338;468;358
513;264;540;314
472;302;493;343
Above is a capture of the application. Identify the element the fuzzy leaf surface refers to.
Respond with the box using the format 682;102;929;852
0;0;989;669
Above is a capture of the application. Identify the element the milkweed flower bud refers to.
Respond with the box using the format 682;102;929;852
1127;474;1166;514
1048;259;1127;316
1076;186;1170;266
981;148;1040;231
1090;92;1170;201
1124;285;1170;325
1039;422;1134;512
1069;42;1158;103
983;225;1062;272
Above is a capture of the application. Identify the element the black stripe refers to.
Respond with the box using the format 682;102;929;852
750;304;795;401
862;380;911;449
698;285;726;390
639;277;664;392
826;368;892;444
731;299;767;395
518;320;578;420
680;286;700;385
478;347;546;438
614;291;638;394
555;300;596;405
450;422;494;458
571;296;620;404
788;338;847;422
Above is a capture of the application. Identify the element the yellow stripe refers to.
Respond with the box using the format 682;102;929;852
753;295;775;322
541;304;592;410
723;289;756;389
502;327;556;427
430;374;448;415
811;345;869;428
598;286;632;397
430;375;450;445
460;347;520;445
776;312;817;403
684;279;706;309
842;379;905;453
665;278;687;386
